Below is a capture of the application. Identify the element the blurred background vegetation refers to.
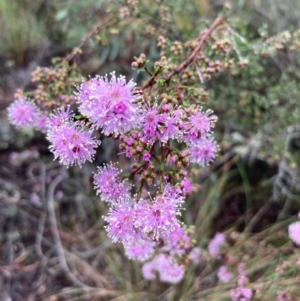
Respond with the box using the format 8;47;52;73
0;0;300;300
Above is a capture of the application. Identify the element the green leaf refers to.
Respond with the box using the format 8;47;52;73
55;9;68;22
156;78;165;86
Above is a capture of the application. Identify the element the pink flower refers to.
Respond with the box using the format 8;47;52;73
162;224;191;257
47;120;99;167
181;178;192;194
7;98;40;129
35;113;48;132
159;114;183;144
238;275;248;287
184;107;217;142
77;77;103;105
142;106;161;142
142;261;156;280
189;136;218;166
163;183;184;201
104;201;139;242
218;266;233;283
94;164;131;203
154;254;185;284
277;291;286;301
123;238;155;262
288;221;300;246
230;287;252;301
188;247;202;264
135;188;183;240
77;72;142;135
30;192;41;205
142;152;151;161
47;106;73;128
141;107;184;144
208;232;225;257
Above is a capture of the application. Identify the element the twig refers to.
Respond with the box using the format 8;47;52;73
64;15;116;62
47;170;90;287
244;201;271;234
43;287;118;301
164;17;224;84
35;163;47;259
141;67;162;90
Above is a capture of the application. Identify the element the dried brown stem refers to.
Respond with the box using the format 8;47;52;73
164;17;224;84
64;15;116;62
47;171;90;287
141;67;162;90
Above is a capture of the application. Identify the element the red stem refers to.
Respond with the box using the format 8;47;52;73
164;17;224;84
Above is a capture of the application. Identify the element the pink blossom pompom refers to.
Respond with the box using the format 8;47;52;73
208;232;225;257
184;107;217;142
218;266;233;283
142;254;185;284
94;164;131;203
7;98;40;129
142;261;156;281
47;120;99;167
35;113;48;132
156;254;185;284
104;201;138;242
77;72;142;135
123;238;155;262
181;178;192;194
288;221;300;246
188;247;202;264
135;189;183;240
142;106;161;142
47;106;73;128
160;113;183;144
162;225;191;257
189;136;218;166
230;287;252;301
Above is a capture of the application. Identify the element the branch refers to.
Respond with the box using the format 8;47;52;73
35;163;47;259
164;17;224;84
141;67;162;90
47;171;89;287
64;15;116;62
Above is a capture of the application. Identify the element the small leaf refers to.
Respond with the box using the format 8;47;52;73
156;79;165;86
55;9;68;22
74;115;83;120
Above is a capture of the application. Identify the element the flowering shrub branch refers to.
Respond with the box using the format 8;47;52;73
7;5;300;297
6;13;244;284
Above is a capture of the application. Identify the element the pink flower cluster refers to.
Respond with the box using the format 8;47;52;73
76;72;218;168
7;71;220;285
94;164;183;241
7;72;219;171
142;253;185;284
230;264;252;301
119;102;218;167
230;286;253;301
94;163;198;283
